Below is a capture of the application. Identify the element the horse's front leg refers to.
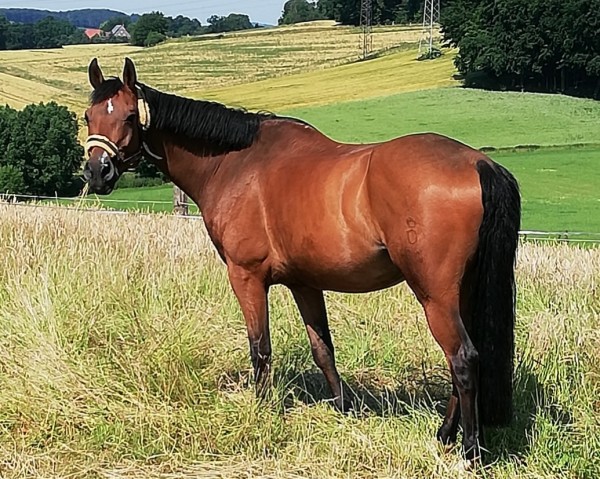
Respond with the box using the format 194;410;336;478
227;264;271;398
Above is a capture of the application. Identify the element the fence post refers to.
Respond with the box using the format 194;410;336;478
173;185;189;216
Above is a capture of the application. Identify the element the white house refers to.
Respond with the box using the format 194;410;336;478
111;24;131;40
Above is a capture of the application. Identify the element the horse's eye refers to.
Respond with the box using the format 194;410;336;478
125;113;136;124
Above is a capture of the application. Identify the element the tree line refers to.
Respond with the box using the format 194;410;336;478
0;10;259;50
279;0;424;26
0;16;88;49
0;8;135;29
129;12;258;47
441;0;600;97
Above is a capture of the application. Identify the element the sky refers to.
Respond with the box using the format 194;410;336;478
0;0;286;25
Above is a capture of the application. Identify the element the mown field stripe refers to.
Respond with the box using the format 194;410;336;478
199;48;459;111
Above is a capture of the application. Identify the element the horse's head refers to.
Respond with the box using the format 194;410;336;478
83;58;148;194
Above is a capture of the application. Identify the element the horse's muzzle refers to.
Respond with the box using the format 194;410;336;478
83;152;119;194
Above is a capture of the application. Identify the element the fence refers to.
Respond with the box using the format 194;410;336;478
1;194;600;244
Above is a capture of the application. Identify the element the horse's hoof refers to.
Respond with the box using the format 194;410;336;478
456;459;477;472
462;444;483;466
436;426;457;447
333;398;353;414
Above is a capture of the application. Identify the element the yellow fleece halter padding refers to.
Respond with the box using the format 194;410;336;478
84;134;120;160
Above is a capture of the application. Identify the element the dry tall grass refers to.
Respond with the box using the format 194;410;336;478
0;204;598;478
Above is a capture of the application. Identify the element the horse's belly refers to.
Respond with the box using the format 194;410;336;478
278;247;404;293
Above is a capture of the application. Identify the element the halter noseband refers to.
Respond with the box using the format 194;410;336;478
84;85;161;166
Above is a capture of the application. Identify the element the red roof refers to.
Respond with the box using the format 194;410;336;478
84;28;104;39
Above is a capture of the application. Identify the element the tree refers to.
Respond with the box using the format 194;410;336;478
66;29;89;45
168;15;203;37
130;12;169;46
33;16;76;48
0;103;83;196
0;15;8;50
335;0;361;25
279;0;321;25
0;165;25;194
317;0;336;19
207;13;254;33
441;0;600;97
330;0;425;25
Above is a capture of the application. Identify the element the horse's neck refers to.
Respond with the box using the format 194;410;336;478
148;119;318;211
148;132;223;211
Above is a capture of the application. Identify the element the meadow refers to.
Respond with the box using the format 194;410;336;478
1;22;599;477
0;22;429;113
0;205;598;478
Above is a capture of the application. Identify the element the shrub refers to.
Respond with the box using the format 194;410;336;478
144;31;166;47
0;102;83;196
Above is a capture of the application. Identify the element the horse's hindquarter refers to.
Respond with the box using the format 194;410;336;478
262;133;486;292
367;134;485;293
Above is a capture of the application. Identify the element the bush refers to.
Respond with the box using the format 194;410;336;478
0;165;25;195
0;102;83;196
144;31;166;47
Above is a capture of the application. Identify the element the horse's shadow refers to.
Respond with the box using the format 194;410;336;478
276;366;451;418
483;362;572;461
271;360;571;462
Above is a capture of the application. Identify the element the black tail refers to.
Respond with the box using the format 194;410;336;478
473;160;521;426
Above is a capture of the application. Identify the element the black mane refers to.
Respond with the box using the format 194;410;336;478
140;84;276;153
90;80;308;154
90;77;123;104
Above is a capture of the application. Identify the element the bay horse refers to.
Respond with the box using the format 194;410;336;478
82;58;520;461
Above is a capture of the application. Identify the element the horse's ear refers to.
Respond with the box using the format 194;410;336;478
123;57;137;91
88;58;104;90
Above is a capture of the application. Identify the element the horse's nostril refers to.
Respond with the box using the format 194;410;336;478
82;164;92;181
101;158;116;181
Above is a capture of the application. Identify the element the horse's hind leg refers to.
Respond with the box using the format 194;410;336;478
390;244;481;459
422;296;481;461
437;383;460;446
436;267;476;446
290;286;347;411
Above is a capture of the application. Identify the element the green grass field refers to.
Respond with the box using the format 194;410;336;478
285;87;600;148
1;206;598;478
62;185;200;214
494;148;600;235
